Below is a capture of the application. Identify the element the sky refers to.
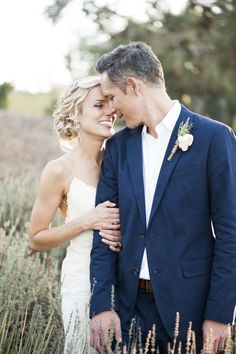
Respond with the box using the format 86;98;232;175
0;0;188;93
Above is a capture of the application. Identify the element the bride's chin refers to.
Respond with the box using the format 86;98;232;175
104;128;115;137
98;132;113;140
109;128;115;137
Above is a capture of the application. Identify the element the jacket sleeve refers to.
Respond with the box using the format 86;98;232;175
89;139;119;317
204;124;236;324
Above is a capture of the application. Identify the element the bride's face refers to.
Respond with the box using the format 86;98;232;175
78;85;116;139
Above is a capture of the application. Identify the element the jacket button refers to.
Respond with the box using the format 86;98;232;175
133;267;139;274
153;270;158;274
139;232;145;239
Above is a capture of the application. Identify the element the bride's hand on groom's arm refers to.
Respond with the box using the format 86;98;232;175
83;200;120;232
90;310;122;352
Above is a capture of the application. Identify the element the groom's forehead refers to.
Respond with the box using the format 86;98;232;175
101;74;118;93
101;72;113;86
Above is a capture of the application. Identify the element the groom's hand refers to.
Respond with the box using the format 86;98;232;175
202;320;229;353
90;310;122;352
99;229;122;252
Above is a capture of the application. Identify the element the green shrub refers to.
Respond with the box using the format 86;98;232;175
0;82;13;109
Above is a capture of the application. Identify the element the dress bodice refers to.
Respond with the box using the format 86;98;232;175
61;175;97;354
65;177;96;254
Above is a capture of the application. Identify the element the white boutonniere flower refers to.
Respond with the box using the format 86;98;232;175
168;117;193;161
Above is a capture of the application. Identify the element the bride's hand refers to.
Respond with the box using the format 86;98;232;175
99;229;122;252
83;201;120;231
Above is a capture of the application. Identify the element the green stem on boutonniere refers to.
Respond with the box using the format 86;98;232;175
167;117;193;161
167;141;178;161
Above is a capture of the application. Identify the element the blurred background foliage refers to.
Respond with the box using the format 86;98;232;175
0;82;14;109
44;0;236;130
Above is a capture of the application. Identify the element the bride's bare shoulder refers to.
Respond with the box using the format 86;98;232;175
40;155;68;185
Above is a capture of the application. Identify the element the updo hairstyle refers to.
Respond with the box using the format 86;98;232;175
53;76;100;140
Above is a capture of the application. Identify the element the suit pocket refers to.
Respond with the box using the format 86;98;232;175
172;164;201;179
182;257;212;278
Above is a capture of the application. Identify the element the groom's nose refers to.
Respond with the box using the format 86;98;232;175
106;105;116;116
108;99;116;111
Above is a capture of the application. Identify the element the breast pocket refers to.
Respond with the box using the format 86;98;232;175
163;164;202;212
172;164;201;179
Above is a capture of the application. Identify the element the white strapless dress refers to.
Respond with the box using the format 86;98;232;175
61;177;97;354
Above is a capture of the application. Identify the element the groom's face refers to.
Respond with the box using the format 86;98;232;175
100;72;143;129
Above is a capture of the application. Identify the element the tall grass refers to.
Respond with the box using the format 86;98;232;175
0;224;64;353
0;174;66;264
0;176;235;353
0;175;64;353
0;174;36;232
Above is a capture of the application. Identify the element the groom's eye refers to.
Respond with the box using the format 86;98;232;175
108;96;114;102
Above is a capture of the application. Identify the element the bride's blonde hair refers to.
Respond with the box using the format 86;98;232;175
53;76;100;140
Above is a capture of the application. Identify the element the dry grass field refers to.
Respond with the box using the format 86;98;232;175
0;110;61;180
0;109;124;181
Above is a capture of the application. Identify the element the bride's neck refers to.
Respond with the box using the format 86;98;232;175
75;139;104;166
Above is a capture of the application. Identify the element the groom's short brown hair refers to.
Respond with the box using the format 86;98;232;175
96;42;165;91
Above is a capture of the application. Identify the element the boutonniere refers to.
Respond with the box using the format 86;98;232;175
167;117;194;161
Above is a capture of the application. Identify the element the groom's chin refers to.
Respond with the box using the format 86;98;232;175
125;121;141;129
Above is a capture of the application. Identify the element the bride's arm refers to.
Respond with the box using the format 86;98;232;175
29;160;120;252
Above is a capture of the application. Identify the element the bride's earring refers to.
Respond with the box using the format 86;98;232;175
76;123;81;147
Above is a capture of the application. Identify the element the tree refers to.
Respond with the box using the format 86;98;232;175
45;0;236;128
0;82;14;109
45;0;71;23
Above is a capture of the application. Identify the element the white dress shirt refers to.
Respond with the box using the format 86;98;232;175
139;100;181;279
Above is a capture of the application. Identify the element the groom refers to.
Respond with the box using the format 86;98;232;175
89;42;236;353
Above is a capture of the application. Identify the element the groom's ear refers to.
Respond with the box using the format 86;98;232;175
126;77;141;96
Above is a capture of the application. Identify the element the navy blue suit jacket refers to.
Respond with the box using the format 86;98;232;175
90;105;236;338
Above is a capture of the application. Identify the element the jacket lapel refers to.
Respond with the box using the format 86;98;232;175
148;105;193;227
127;126;146;228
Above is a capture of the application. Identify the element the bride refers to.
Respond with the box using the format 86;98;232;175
29;76;121;353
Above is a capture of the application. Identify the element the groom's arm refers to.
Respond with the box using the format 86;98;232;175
205;124;236;324
203;124;236;350
90;138;119;317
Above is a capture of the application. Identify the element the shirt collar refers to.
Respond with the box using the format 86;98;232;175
142;100;181;137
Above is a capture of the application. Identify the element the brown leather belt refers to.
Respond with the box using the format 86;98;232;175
138;279;153;293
